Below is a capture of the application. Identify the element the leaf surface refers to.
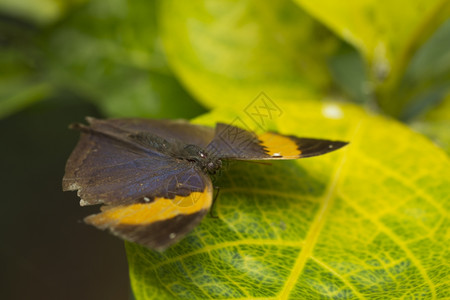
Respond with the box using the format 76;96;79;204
391;19;450;119
412;92;450;155
159;0;339;108
0;0;206;120
294;0;450;87
44;0;205;119
127;100;450;299
0;0;85;24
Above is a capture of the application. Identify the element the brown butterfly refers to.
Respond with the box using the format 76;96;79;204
63;117;348;251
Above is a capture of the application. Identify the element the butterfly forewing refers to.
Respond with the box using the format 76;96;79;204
63;118;214;250
208;123;348;160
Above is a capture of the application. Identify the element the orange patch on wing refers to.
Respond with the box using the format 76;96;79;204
258;132;301;157
85;188;212;226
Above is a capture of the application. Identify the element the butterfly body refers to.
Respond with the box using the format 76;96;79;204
63;117;347;251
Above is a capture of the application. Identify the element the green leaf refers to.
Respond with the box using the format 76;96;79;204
0;0;206;120
98;71;207;119
159;0;339;109
0;0;86;25
42;0;206;119
391;19;450;120
0;23;51;118
328;44;371;105
0;81;51;119
126;100;450;299
411;92;450;155
293;0;450;87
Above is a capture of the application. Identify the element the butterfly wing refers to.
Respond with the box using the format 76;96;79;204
63;118;213;250
83;117;215;148
207;123;348;160
63;118;215;205
85;170;212;251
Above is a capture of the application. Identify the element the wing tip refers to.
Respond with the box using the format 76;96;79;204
328;140;349;151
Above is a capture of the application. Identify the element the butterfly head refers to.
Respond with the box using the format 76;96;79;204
183;144;222;175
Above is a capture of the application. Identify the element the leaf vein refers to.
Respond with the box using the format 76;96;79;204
310;256;368;299
339;193;437;299
149;239;304;271
278;137;351;298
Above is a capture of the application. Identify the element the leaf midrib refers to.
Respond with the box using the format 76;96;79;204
278;136;351;299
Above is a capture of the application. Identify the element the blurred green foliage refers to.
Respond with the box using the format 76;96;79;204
0;0;206;119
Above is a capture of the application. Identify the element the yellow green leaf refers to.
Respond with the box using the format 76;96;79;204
126;100;450;299
0;0;86;24
387;19;450;119
294;0;450;87
159;0;339;109
412;92;450;155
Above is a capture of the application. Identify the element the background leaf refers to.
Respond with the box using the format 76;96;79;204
293;0;450;119
293;0;450;83
42;0;206;119
127;100;450;299
0;0;86;24
393;19;450;120
412;92;450;155
327;44;371;105
160;0;340;109
0;0;207;120
0;16;50;118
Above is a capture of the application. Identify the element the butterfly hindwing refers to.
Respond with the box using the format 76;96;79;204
85;171;213;251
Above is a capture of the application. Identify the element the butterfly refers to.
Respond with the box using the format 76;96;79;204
63;117;348;251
